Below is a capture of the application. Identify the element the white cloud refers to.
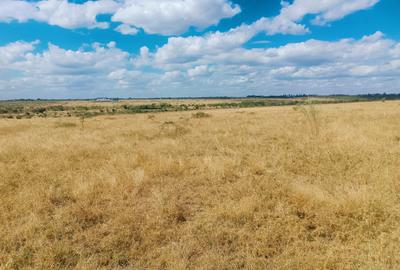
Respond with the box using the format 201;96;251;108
0;0;240;35
278;0;380;24
308;0;380;25
254;0;380;35
132;31;400;95
0;0;379;37
111;0;241;35
253;16;309;36
0;40;38;65
390;44;400;58
0;0;38;22
188;65;210;77
143;27;395;76
252;40;271;45
20;42;129;76
0;41;138;98
150;24;256;68
0;0;119;29
161;70;184;81
115;24;139;36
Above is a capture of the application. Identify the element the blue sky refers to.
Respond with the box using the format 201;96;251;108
0;0;399;99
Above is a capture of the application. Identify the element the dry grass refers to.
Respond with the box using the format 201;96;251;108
1;101;400;269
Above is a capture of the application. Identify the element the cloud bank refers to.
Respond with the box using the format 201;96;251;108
0;0;240;35
0;0;380;36
1;31;399;98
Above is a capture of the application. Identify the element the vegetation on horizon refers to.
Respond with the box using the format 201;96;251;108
0;94;397;120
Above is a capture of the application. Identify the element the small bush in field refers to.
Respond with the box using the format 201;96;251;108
55;122;78;128
192;112;211;118
32;107;46;114
159;121;189;138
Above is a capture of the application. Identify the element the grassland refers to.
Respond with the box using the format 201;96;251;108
1;100;400;269
0;95;387;120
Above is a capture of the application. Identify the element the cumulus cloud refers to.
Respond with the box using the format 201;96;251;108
308;0;380;25
111;0;241;35
0;40;38;65
115;24;139;36
254;0;380;35
0;0;38;23
188;65;210;77
0;41;137;98
150;24;257;68
0;0;240;35
1;31;399;98
20;42;129;76
0;0;379;37
0;0;119;29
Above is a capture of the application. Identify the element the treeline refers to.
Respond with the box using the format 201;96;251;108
356;93;400;100
2;93;400;102
247;93;400;100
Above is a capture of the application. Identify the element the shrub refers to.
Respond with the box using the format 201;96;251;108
47;105;65;111
32;107;46;114
55;122;77;128
0;107;9;114
192;112;211;118
75;106;90;111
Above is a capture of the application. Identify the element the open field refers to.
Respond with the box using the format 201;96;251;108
1;101;400;269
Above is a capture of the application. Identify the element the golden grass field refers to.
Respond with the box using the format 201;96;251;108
1;101;400;269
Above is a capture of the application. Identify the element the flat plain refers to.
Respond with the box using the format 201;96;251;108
1;100;399;269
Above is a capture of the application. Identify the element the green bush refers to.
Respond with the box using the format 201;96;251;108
32;107;46;114
192;112;211;118
47;105;66;111
55;122;77;128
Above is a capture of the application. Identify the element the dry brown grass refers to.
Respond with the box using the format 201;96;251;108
1;101;400;269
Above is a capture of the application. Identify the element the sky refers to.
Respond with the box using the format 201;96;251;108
0;0;399;99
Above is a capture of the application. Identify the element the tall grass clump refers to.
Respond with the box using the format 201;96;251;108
159;121;190;138
294;101;320;137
